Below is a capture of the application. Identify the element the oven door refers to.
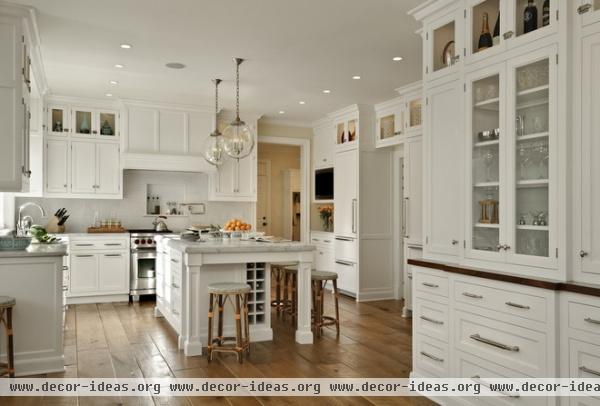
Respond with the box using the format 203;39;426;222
130;249;157;295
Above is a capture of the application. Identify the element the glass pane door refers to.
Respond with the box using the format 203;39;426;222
98;111;117;137
48;105;69;136
379;114;395;141
513;57;550;259
469;72;503;256
73;108;94;136
408;97;422;131
515;0;552;38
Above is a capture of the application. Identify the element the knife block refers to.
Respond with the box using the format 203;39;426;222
45;217;65;234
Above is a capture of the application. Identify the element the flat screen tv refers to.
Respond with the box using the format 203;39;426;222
315;168;334;200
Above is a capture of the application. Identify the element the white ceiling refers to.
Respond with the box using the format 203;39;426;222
14;0;423;125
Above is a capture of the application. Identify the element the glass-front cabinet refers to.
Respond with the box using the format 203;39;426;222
465;45;557;269
425;8;463;80
375;98;404;148
335;117;358;150
47;105;70;136
72;107;94;136
405;92;423;134
465;0;558;63
97;111;118;137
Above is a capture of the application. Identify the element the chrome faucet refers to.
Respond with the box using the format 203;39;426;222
16;202;45;237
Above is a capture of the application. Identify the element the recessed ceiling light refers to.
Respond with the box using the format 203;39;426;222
322;89;331;94
114;64;124;69
279;110;285;114
393;56;404;61
105;93;113;97
165;62;186;69
299;101;306;105
120;43;132;49
109;80;119;85
352;75;361;80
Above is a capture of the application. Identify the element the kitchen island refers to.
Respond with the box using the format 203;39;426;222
0;243;67;376
154;237;315;356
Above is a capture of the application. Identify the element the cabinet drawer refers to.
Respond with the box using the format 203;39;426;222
413;334;449;378
71;239;127;250
171;289;182;317
334;259;356;295
454;310;548;377
414;268;448;298
453;280;548;323
414;298;448;342
455;352;546;406
569;338;600;381
568;299;600;336
334;236;357;261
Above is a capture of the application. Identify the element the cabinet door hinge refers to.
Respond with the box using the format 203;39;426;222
555;248;558;258
464;9;467;18
556;53;559;65
463;240;466;248
425;66;429;74
426;32;429;40
464;83;467;92
426;236;429;244
463;48;466;57
556;10;559;20
425;97;429;106
21;35;25;43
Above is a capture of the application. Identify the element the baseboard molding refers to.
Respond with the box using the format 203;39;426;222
13;353;65;377
356;287;395;302
66;294;129;304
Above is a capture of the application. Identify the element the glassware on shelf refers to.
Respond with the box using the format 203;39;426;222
478;188;499;224
475;86;485;102
518;145;531;180
486;84;497;99
535;142;549;179
532;116;544;133
483;150;495;182
516;115;525;137
518;213;527;225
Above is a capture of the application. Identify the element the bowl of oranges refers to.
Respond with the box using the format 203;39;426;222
222;219;252;241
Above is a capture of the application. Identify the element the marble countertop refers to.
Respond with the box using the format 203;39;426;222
0;242;67;258
166;238;315;254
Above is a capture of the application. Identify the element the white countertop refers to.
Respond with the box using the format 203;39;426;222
0;242;67;258
166;238;315;254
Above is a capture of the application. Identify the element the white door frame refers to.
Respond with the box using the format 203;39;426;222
258;136;311;243
256;159;272;235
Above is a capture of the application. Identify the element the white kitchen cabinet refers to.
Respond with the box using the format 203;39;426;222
311;232;334;272
423;7;464;82
48;104;119;138
45;139;69;193
70;140;121;196
70;140;96;194
574;30;600;284
209;151;257;201
47;104;70;136
312;120;334;169
403;87;423;136
334;259;357;294
424;80;463;259
0;12;29;192
96;142;121;195
374;97;405;148
69;253;99;294
333;149;357;238
98;252;128;292
404;136;423;246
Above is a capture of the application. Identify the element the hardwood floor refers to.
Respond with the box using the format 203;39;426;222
3;293;434;406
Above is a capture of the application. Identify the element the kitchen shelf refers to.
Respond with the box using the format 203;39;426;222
474;140;500;148
517;132;549;142
474;182;500;188
475;223;500;229
474;97;500;111
516;225;549;231
517;179;549;188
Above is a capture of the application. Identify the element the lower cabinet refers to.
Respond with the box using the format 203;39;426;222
311;231;334;272
67;236;129;303
155;240;183;334
334;259;357;294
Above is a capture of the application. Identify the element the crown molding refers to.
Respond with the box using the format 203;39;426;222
259;118;312;128
119;98;215;114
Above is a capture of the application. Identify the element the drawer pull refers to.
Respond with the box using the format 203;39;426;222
75;243;93;247
422;282;439;288
505;301;530;310
469;334;519;352
75;254;94;258
104;243;122;246
172;309;180;315
420;315;444;325
419;351;444;363
335;260;354;266
471;375;520;398
580;366;600;377
335;237;354;242
584;317;600;325
462;292;483;299
172;283;180;289
104;254;122;257
170;259;179;263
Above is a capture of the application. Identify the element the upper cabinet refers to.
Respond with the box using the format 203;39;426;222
47;104;119;138
375;81;423;149
334;116;359;152
423;7;464;82
312;119;334;169
122;101;215;173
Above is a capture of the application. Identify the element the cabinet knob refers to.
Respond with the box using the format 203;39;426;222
496;244;503;251
92;130;97;134
63;128;69;132
63;184;67;188
451;239;459;245
503;244;511;251
503;31;514;40
580;250;589;258
578;3;592;14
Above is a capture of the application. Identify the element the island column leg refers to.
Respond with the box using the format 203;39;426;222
295;261;314;344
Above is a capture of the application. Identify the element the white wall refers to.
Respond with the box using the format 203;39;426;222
14;170;253;232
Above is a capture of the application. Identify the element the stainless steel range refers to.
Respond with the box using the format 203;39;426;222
129;229;173;299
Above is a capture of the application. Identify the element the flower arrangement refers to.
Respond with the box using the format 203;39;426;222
318;205;334;232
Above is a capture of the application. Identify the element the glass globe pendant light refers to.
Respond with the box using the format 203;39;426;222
202;79;226;166
222;58;255;159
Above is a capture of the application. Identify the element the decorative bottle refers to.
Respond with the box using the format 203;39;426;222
492;12;500;46
478;12;493;50
542;0;550;26
524;0;538;34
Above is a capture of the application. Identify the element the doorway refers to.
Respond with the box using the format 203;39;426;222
256;137;310;241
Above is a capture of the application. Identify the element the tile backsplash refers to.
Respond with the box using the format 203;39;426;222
15;170;253;232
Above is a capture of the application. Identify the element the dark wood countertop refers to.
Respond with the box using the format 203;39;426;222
408;258;600;298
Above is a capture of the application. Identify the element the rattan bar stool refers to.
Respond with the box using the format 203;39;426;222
206;282;251;363
270;262;297;314
0;296;16;377
282;265;299;324
311;271;340;338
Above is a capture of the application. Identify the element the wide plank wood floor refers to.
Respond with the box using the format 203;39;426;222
3;292;434;406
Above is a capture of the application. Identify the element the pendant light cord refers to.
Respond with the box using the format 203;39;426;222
235;59;241;121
